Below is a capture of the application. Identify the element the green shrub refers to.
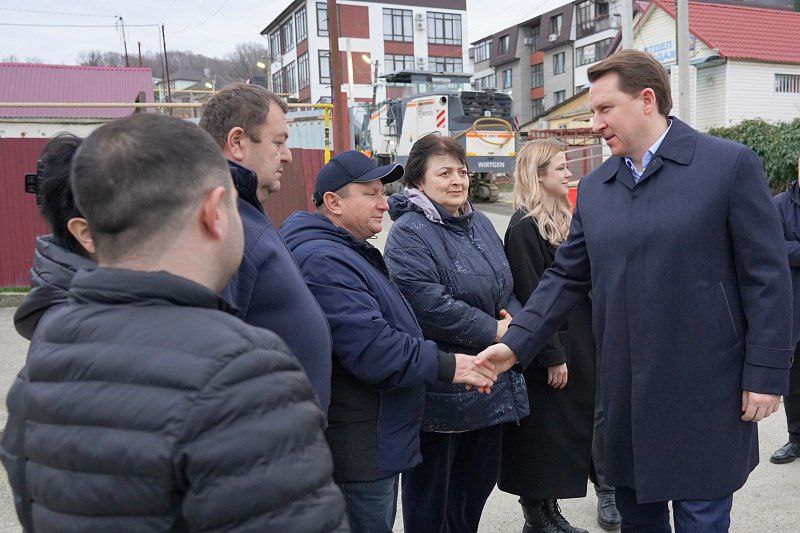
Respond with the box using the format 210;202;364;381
708;118;800;194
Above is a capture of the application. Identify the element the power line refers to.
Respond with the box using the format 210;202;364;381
0;22;160;28
0;7;116;18
172;0;233;34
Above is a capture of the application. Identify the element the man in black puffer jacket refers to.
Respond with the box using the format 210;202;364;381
0;114;348;532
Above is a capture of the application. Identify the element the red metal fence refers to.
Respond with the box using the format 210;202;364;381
0;139;324;287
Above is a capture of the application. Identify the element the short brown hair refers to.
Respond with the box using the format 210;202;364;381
587;49;672;116
403;134;468;188
200;83;289;147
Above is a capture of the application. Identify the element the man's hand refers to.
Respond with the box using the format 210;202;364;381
475;343;518;374
453;354;497;394
495;310;513;342
741;390;781;422
547;363;568;389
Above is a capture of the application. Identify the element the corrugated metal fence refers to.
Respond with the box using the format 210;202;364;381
0;137;324;287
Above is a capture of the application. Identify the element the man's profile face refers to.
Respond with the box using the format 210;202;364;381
239;102;292;205
336;180;389;241
589;73;645;159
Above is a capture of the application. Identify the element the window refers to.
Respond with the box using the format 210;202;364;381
553;52;565;75
576;1;593;30
427;12;462;45
474;73;496;90
499;35;510;55
531;63;544;87
554;90;566;104
319;50;331;84
298;53;310;89
385;54;414;72
775;74;800;93
501;68;513;89
316;2;328;37
532;98;544;117
530;24;540;52
549;14;562;37
576;38;613;66
430;56;463;73
269;30;280;60
474;39;491;62
272;71;284;94
295;7;307;42
383;8;413;42
284;61;296;94
281;18;294;53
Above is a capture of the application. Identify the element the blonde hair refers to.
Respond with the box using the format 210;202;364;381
513;140;572;246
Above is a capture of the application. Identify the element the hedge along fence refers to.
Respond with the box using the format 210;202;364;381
708;119;800;194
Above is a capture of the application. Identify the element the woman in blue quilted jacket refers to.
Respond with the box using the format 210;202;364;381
384;134;529;533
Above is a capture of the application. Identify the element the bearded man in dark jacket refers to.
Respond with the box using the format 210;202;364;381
0;114;348;532
200;84;333;414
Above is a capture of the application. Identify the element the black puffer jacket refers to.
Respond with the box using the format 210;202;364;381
13;235;95;340
1;268;348;532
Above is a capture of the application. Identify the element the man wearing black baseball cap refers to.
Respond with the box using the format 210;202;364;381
281;151;497;533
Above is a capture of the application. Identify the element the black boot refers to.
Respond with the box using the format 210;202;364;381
770;441;800;464
544;499;588;533
520;498;561;533
596;491;621;530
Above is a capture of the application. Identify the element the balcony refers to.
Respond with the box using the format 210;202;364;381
576;15;619;39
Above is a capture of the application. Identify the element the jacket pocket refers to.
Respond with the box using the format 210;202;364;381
710;282;739;352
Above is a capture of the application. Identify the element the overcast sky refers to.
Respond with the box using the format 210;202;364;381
0;0;563;66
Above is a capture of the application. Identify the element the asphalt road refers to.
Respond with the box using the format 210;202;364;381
0;198;797;531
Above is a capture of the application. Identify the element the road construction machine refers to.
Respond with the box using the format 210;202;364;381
363;70;516;202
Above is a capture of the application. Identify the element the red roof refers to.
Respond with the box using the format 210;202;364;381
652;0;800;64
0;63;155;119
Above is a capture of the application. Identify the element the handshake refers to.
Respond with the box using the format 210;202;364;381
453;342;520;395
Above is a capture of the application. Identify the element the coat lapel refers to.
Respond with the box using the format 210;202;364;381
599;117;697;189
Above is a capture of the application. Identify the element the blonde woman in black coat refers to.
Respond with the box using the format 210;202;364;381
499;140;596;533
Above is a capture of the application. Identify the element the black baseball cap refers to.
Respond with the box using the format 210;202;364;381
313;150;403;206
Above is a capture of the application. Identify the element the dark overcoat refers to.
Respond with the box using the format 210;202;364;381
503;118;794;503
498;211;596;500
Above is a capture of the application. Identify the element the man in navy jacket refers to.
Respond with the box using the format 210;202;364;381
770;159;800;464
281;151;496;533
477;50;792;531
200;84;333;413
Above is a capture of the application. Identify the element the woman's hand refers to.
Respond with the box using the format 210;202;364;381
495;309;513;342
547;363;568;389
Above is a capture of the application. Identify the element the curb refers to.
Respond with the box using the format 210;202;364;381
0;293;26;308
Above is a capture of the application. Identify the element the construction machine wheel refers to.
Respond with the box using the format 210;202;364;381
469;173;500;203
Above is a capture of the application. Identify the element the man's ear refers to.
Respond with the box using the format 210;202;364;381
66;217;96;256
322;191;344;215
199;186;229;240
641;88;658;116
225;127;247;162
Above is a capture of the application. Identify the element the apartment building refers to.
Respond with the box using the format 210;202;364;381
469;0;624;127
260;0;469;104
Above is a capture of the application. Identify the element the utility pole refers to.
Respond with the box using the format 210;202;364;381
621;0;633;49
137;42;142;67
677;0;691;122
119;17;130;67
161;24;173;115
327;0;350;152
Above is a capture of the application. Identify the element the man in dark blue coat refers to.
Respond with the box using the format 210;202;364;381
770;161;800;464
200;84;333;413
477;50;793;531
280;151;497;533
